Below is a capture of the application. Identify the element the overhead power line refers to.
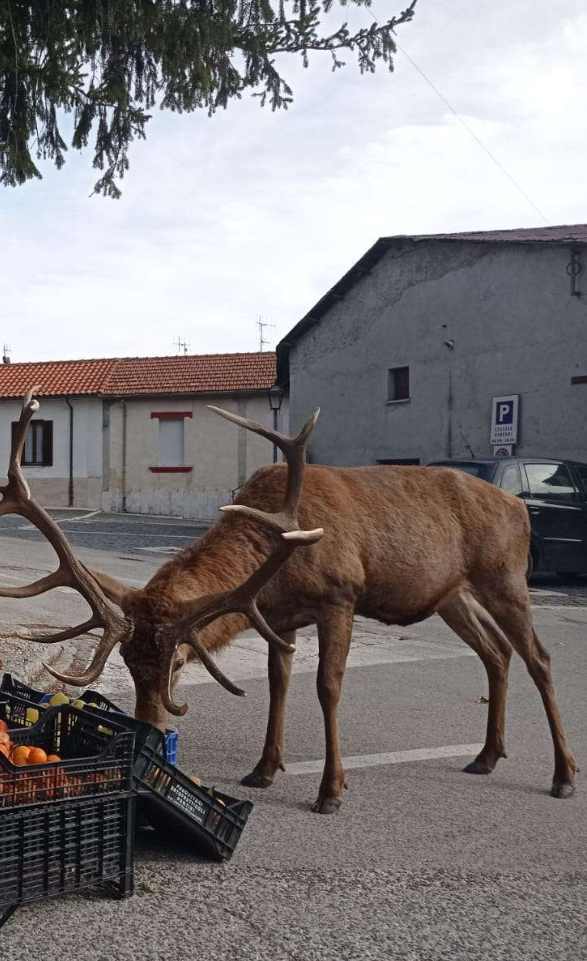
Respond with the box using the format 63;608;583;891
365;8;550;225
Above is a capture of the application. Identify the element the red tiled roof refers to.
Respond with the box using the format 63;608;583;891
104;352;277;396
0;353;277;399
0;359;118;398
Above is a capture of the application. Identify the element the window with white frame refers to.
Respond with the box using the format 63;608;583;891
11;419;53;466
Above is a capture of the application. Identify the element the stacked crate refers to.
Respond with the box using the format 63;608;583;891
0;673;253;927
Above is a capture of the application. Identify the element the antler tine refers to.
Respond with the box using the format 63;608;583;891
43;621;126;687
0;388;133;683
0;384;41;506
208;405;320;526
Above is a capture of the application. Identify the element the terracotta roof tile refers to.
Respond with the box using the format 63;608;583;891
0;359;118;398
103;352;277;396
0;353;276;399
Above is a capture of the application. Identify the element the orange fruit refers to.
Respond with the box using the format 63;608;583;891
0;720;8;733
0;732;10;746
0;743;10;757
46;754;61;763
11;745;31;766
27;747;48;765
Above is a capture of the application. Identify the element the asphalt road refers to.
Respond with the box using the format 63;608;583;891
0;512;586;960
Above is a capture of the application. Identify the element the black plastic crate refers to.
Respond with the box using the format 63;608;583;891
1;673;179;763
134;742;253;861
0;703;135;806
0;693;158;775
0;672;49;705
0;705;135;927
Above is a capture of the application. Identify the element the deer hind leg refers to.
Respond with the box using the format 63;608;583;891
241;631;295;788
439;590;513;775
312;606;354;815
480;583;577;798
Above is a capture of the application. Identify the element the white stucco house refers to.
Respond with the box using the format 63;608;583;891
0;352;287;521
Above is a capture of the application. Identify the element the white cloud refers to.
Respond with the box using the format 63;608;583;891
1;0;587;361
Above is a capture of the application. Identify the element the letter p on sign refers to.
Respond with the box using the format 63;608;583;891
498;402;512;423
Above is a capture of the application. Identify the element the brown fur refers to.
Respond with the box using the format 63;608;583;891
118;463;577;812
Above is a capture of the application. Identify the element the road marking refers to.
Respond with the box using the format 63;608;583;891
530;588;568;598
136;546;181;554
17;510;103;529
286;743;484;775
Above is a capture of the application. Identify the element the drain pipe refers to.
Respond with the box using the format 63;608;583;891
65;398;74;507
121;399;128;512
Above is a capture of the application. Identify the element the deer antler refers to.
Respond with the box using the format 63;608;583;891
0;388;133;684
156;405;323;715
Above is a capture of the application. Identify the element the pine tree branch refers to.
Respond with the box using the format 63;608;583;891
0;0;418;197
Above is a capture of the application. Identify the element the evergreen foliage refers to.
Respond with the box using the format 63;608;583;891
0;1;417;197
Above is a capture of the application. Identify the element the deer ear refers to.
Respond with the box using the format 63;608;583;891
84;567;138;609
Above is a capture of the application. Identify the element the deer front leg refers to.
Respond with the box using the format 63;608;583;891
312;607;353;815
241;631;295;788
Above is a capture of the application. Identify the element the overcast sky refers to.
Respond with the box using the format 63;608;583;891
2;1;586;363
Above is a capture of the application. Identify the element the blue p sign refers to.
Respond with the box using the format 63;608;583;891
497;401;513;425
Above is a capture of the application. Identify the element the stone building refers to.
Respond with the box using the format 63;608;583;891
0;352;286;520
277;225;587;465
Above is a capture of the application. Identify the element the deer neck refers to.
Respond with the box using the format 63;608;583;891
149;518;272;653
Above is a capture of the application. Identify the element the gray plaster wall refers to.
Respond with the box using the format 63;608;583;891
288;241;587;465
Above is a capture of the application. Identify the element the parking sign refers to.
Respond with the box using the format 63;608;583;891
490;395;519;445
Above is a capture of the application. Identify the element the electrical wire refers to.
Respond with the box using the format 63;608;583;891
365;8;550;225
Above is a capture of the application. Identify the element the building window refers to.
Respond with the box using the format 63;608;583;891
149;411;193;473
387;366;410;402
159;418;184;466
12;420;53;466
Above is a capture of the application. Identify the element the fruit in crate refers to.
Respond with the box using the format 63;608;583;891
49;692;70;706
72;699;86;709
11;745;31;766
25;707;39;723
28;747;48;765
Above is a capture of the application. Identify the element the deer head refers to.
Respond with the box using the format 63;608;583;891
0;389;322;725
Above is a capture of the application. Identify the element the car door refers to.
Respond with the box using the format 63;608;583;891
521;462;586;573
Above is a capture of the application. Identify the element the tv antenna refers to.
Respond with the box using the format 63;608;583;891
174;337;189;355
257;317;275;352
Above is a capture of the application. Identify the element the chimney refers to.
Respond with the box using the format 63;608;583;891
2;345;10;364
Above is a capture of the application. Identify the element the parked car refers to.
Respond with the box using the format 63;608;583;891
427;457;587;577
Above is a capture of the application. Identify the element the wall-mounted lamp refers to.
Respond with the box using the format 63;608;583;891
268;384;284;463
567;247;583;298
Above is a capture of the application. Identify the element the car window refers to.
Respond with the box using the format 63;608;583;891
500;464;524;496
524;463;577;498
431;463;494;481
571;464;587;496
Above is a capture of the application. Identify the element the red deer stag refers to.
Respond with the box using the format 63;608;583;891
0;389;577;813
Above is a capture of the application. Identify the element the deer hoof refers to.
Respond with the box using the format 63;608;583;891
241;769;274;789
551;780;575;799
463;758;493;775
311;796;342;815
